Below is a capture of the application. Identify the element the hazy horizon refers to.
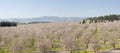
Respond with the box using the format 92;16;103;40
0;0;120;19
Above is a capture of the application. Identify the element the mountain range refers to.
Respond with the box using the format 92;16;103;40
0;16;86;23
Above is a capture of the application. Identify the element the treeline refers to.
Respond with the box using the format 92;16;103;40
83;14;120;24
0;21;17;27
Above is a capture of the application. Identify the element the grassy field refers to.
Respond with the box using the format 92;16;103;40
0;21;120;53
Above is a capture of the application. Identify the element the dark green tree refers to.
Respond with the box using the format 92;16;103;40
82;20;86;24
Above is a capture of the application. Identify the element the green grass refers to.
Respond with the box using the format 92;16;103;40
0;46;11;53
70;49;94;53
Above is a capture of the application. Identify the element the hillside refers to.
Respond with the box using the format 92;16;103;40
0;21;120;53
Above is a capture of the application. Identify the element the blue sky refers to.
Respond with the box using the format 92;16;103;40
0;0;120;19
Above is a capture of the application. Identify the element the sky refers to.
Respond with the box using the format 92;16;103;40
0;0;120;19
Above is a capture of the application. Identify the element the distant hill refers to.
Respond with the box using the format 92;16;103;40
0;16;86;23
